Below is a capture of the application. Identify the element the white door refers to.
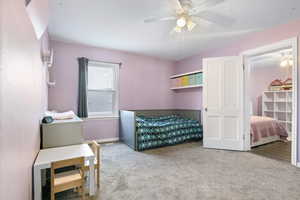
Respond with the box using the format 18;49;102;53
203;56;245;150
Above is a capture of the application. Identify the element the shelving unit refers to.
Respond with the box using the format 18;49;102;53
262;90;293;138
170;70;203;90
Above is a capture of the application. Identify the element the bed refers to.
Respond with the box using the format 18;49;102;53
251;116;288;147
120;110;203;151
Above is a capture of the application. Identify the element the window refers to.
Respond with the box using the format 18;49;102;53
87;61;119;117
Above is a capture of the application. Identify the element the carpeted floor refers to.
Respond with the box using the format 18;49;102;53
57;142;300;200
251;141;291;162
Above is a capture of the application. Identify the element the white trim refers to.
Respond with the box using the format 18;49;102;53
85;137;119;144
170;70;202;79
241;37;298;166
296;162;300;168
242;38;297;57
88;111;116;117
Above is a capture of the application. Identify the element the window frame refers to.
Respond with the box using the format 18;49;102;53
87;61;119;118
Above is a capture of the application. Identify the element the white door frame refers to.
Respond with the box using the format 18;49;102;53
241;37;298;166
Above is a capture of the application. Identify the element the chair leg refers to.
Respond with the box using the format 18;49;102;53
97;168;100;188
81;186;85;200
51;191;55;200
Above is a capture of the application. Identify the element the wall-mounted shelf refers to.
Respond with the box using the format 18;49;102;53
170;69;203;90
170;70;202;79
171;84;203;90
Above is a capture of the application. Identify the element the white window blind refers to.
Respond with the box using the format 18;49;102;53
87;61;119;117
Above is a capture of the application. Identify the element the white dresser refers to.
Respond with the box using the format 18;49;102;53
41;116;84;148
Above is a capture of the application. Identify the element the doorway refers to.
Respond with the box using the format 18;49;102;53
242;38;298;166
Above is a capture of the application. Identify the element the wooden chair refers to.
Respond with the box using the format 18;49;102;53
51;157;85;200
84;141;101;188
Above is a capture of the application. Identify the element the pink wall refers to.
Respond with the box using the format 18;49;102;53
174;56;203;110
48;41;175;140
174;19;300;162
0;0;48;199
250;64;292;115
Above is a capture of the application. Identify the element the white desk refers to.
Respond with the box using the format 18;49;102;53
33;144;95;200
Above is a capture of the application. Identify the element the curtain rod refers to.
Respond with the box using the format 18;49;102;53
79;57;122;67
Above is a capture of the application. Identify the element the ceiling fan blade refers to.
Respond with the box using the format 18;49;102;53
189;0;225;15
170;0;184;14
192;11;234;27
144;16;176;23
198;0;225;8
190;28;261;39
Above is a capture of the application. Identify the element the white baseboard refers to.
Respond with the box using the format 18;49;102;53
296;162;300;168
85;137;119;144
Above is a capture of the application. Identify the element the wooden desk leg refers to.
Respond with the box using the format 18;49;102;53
89;157;95;196
34;166;42;200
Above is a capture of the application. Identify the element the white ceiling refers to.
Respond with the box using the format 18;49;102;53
49;0;300;61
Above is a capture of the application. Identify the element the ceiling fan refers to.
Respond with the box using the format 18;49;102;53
144;0;234;33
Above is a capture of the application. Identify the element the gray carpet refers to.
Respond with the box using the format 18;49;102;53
59;142;300;200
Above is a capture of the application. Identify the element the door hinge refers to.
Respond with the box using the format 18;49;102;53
243;65;245;71
243;134;245;140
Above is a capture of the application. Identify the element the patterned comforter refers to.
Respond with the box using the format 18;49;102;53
136;115;203;151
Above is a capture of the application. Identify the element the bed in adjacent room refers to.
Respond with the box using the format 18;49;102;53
251;116;288;147
120;110;203;151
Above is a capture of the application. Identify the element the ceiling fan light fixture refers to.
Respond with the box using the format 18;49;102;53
187;20;196;31
280;52;293;67
174;26;182;33
280;59;288;67
176;17;187;28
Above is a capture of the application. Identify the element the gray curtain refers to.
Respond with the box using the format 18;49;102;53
78;57;89;118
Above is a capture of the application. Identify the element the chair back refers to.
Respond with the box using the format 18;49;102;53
51;157;84;170
89;141;100;163
50;157;85;200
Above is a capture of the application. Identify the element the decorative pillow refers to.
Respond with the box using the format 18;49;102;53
269;79;283;91
270;79;283;86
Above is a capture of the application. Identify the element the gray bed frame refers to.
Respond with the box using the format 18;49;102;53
119;109;202;150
